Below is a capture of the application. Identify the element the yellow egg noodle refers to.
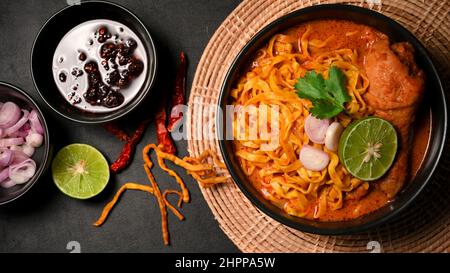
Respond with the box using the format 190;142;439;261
231;25;372;218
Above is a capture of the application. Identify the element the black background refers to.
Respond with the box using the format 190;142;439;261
0;0;241;253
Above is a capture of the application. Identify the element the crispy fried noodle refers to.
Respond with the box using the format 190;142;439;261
94;144;228;245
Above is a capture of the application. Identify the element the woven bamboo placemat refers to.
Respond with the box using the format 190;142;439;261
187;0;450;253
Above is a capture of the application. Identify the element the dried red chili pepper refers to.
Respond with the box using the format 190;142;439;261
167;52;187;132
103;122;130;142
156;104;176;155
110;119;150;173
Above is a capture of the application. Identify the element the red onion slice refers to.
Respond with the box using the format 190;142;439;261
0;168;9;183
299;145;330;171
0;102;21;129
29;110;44;135
22;144;35;157
0;137;25;148
0;179;17;189
10;145;23;153
9;123;31;138
4;110;30;136
9;159;36;184
325;122;344;152
0;148;13;167
11;150;29;164
0;103;44;189
304;114;330;144
26;133;43;148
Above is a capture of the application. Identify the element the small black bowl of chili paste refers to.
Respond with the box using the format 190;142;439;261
31;1;157;123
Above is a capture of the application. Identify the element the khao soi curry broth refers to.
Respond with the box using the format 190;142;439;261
230;20;430;221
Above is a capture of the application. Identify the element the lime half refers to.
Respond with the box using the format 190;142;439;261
52;144;110;199
338;117;398;181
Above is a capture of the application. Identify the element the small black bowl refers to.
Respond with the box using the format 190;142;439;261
217;4;447;234
0;82;52;205
31;0;157;124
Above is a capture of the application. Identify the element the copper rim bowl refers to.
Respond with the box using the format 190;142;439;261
217;4;447;235
0;82;52;205
31;0;157;124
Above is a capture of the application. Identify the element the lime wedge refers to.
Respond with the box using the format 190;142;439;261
338;117;398;181
52;144;110;199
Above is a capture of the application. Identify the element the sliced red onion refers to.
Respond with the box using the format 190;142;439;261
0;179;17;189
0;103;44;189
22;144;35;157
9;159;36;184
9;123;31;138
0;102;21;129
12;150;29;164
8;129;29;138
0;168;9;183
299;145;330;171
4;110;29;136
304;114;330;144
325;122;344;152
0;148;13;167
0;137;25;148
26;133;43;148
29;110;44;134
10;145;23;153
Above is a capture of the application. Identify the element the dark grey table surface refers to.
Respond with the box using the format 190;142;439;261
0;0;241;253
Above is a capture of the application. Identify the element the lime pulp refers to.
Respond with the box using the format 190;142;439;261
338;117;398;181
52;144;110;199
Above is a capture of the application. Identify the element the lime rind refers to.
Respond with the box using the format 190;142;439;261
52;144;110;199
339;117;398;181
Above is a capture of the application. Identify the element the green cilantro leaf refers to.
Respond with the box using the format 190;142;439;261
325;66;352;104
294;71;328;101
294;66;350;119
309;100;344;119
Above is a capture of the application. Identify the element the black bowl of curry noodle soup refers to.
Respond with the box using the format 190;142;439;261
31;0;157;124
217;4;447;234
